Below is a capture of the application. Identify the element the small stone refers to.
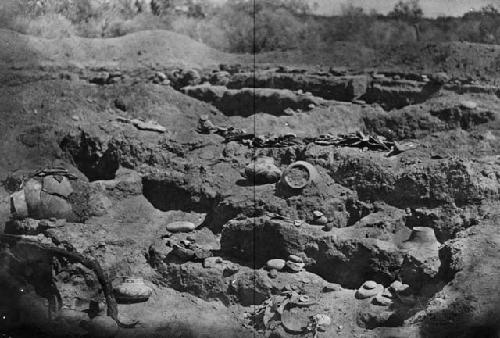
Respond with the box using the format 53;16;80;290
460;100;478;109
166;221;196;233
268;269;278;279
312;314;331;332
288;255;303;263
156;71;167;81
373;295;392;306
312;215;328;225
114;277;152;303
294;220;303;227
363;280;377;290
389;280;410;293
286;261;305;273
312;210;324;218
266;259;286;270
72;115;80;121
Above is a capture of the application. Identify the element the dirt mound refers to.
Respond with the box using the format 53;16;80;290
0;29;236;68
257;41;500;82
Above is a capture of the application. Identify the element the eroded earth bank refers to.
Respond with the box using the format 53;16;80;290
1;30;500;338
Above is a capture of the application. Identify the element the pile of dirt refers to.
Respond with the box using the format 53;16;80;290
0;29;237;68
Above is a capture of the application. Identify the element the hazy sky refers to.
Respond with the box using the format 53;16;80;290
311;0;497;17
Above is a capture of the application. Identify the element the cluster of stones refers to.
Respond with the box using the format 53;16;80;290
265;254;305;278
355;280;410;307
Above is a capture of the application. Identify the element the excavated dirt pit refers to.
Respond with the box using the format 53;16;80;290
1;30;500;338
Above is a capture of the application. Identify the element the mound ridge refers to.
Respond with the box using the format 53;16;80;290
0;28;236;68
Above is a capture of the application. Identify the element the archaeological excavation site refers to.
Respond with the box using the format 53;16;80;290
1;1;500;337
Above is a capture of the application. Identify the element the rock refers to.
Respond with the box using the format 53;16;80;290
312;313;331;331
288;255;303;263
166;221;196;233
82;315;118;338
356;284;383;299
279;161;320;190
156;71;167;81
244;157;281;184
286;261;305;272
114;277;153;303
312;210;324;218
373;295;392;306
293;220;303;227
11;190;28;218
459;100;478;109
389;280;410;293
268;269;278;279
131;119;166;133
42;175;73;197
363;280;378;290
266;259;286;270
